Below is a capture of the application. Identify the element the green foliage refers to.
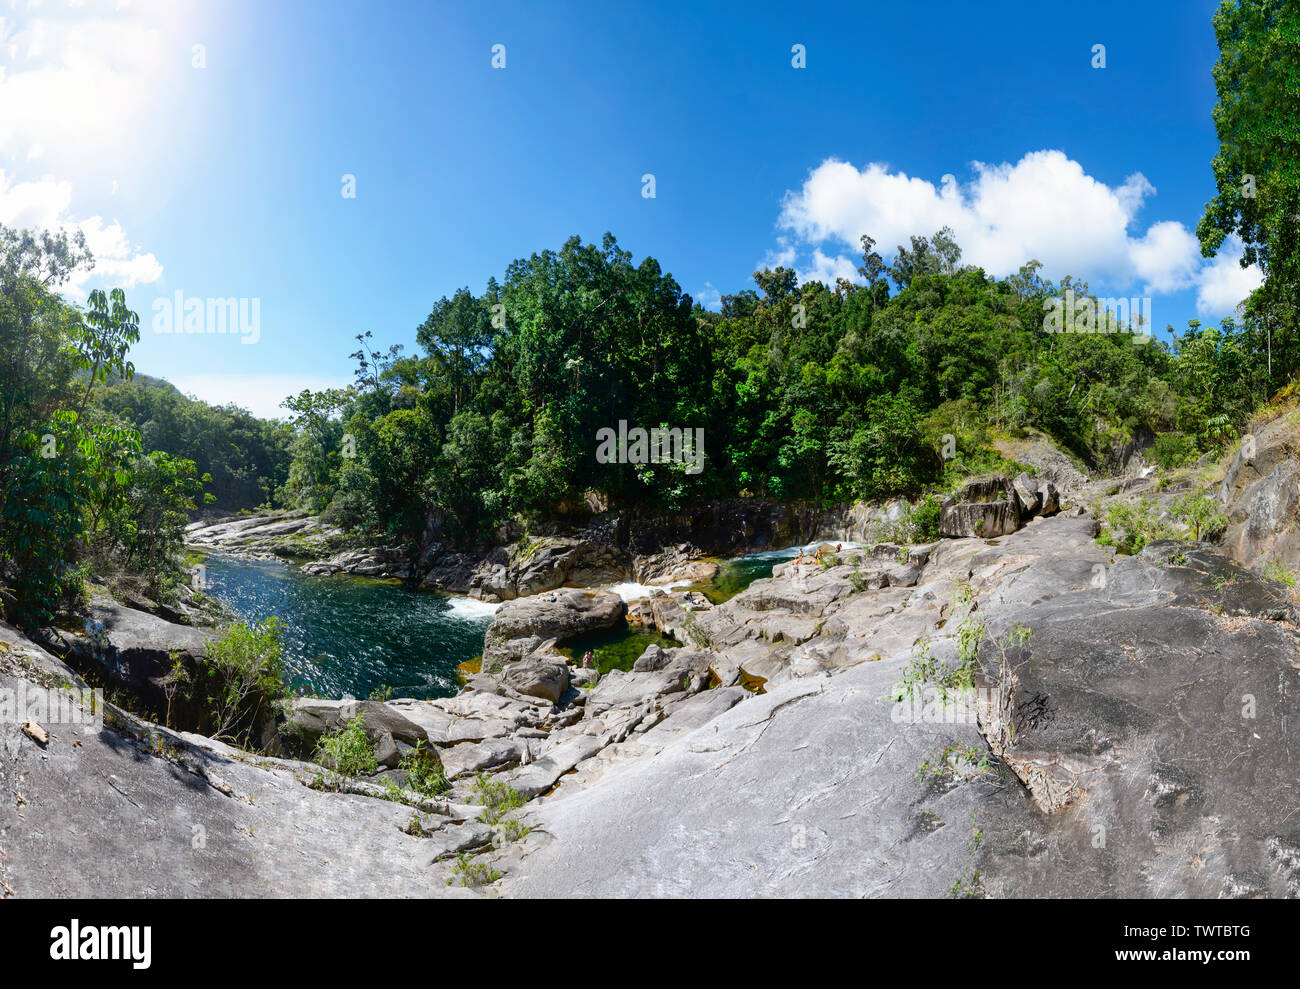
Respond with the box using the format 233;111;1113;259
244;225;1289;549
848;557;869;593
1;413;92;627
0;225;172;628
2;200;1292;628
94;450;214;599
470;771;527;828
1197;0;1299;395
314;713;378;781
1097;497;1174;554
448;853;500;887
893;586;987;705
180;617;288;745
91;375;289;512
1150;431;1199;469
911;493;942;541
915;743;993;782
1264;560;1297;588
946;870;986;899
680;610;711;648
397;740;450;799
1169;492;1229;542
278;387;352;512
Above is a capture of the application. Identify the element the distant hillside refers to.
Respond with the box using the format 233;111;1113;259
91;374;291;512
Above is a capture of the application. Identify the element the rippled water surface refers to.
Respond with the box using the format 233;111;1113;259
200;554;497;700
200;539;856;699
693;540;862;602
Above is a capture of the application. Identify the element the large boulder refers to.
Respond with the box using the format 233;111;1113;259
941;475;1019;535
0;622;473;897
939;501;1020;538
300;546;410;577
498;511;1300;898
46;597;210;721
440;537;634;602
282;697;428;747
939;477;1022;538
965;538;1300;896
480;588;626;674
1217;414;1300;570
1037;479;1061;515
501;657;571;704
1011;472;1041;516
513;542;580;598
632;643;674;672
582;668;687;717
185;511;344;561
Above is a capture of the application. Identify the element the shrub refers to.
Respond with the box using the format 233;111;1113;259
470;772;527;827
1097;498;1173;554
315;714;378;780
170;617;287;746
398;740;450;799
1169;492;1228;542
448;853;500;887
911;494;942;541
1264;560;1297;588
893;587;987;705
1150;431;1199;469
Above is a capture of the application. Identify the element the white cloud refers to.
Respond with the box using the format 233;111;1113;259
1196;237;1264;317
1129;220;1201;295
0;0;174;167
78;214;162;287
773;150;1263;314
0;169;71;227
0;1;177;298
799;248;859;286
0;169;162;294
694;281;721;311
167;374;349;421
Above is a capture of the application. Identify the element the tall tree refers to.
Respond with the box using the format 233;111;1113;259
1196;0;1300;385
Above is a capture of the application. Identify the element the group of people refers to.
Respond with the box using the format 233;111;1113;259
791;542;841;578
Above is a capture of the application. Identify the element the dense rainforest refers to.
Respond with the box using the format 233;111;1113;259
0;0;1294;634
255;232;1272;549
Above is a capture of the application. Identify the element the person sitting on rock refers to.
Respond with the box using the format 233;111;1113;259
582;650;594;668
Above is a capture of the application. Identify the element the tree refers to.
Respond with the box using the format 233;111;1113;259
279;387;352;511
1170;492;1229;542
416;288;492;414
1196;0;1300;386
116;452;213;596
857;235;886;287
0;225;153;627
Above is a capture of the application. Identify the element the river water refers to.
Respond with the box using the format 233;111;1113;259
199;541;831;700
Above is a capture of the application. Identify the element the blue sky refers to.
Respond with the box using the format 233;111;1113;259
0;0;1259;417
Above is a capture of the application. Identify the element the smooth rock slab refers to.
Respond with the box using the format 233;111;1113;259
482;589;626;674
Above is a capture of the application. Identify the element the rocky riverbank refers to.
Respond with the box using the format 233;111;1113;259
185;496;965;602
8;424;1300;897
